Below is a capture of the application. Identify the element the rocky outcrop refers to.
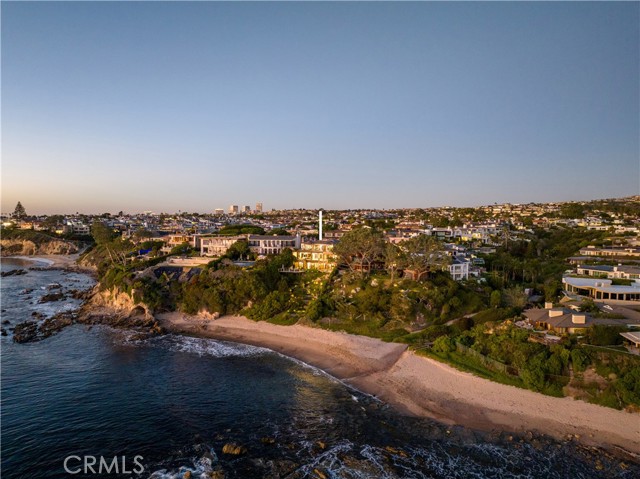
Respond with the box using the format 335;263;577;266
12;285;165;344
77;286;165;337
13;312;74;343
0;238;78;256
221;443;247;456
39;292;66;303
1;269;28;277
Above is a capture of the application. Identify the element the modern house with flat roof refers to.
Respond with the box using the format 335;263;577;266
576;264;640;280
562;276;640;303
579;246;640;258
247;234;301;256
200;235;246;257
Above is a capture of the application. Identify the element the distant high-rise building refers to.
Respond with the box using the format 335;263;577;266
229;205;239;214
243;205;251;214
255;202;263;213
214;208;224;215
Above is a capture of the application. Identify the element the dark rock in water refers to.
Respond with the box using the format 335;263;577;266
222;443;247;455
265;460;298;478
1;328;7;336
1;269;27;277
13;321;39;343
46;282;63;290
260;437;276;445
39;292;65;303
13;313;74;343
69;288;92;300
39;314;73;338
19;288;33;295
31;311;45;319
2;319;10;325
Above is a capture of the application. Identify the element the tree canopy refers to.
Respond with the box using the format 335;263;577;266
91;220;116;245
333;228;385;276
399;234;451;278
13;201;26;219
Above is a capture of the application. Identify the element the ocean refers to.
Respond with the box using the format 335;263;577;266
1;258;638;478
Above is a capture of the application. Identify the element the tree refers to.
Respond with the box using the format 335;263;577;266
333;228;385;277
13;201;26;219
91;221;116;245
544;279;561;303
384;243;404;281
490;290;502;308
223;240;252;260
399;234;451;280
268;228;290;236
502;287;528;309
133;228;153;241
43;215;64;231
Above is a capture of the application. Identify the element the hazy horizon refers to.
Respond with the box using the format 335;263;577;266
3;194;638;217
2;2;638;215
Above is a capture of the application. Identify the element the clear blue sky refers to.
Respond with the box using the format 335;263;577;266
2;1;638;214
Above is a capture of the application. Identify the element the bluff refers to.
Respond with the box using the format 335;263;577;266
0;230;78;256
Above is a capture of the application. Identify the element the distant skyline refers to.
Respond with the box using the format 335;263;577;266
2;2;638;215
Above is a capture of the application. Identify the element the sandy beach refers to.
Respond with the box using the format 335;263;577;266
159;313;640;455
6;254;95;273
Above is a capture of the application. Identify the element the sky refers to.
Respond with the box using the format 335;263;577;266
1;1;638;215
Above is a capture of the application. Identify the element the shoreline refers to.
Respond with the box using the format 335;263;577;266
3;254;96;275
158;312;640;456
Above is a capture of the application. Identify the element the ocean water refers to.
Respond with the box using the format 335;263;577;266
1;258;639;478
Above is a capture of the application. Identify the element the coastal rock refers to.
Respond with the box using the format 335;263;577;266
1;328;7;336
222;443;247;455
265;460;298;478
39;292;65;303
1;269;28;277
313;468;327;479
69;288;92;300
13;321;39;343
13;313;74;343
2;319;11;325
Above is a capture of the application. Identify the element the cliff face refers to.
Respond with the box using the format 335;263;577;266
1;238;78;256
88;287;150;318
78;286;163;336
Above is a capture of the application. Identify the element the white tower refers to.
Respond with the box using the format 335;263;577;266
319;210;323;240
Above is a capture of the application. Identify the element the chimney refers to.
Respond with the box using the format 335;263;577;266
544;302;553;309
572;314;586;325
319;210;323;241
549;309;565;317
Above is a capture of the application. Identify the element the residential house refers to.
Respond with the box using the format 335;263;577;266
248;234;301;256
523;306;631;334
293;240;337;272
562;276;640;303
201;235;246;257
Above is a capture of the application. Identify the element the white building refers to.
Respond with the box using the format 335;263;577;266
448;259;470;281
201;236;245;257
248;234;301;256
